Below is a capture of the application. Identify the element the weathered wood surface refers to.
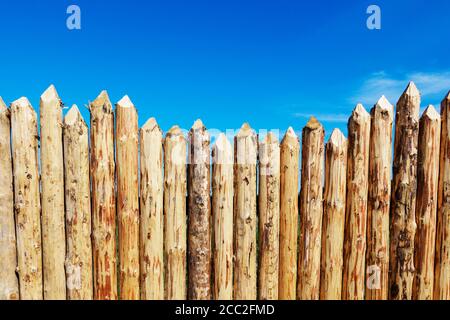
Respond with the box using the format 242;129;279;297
63;105;93;300
164;126;187;300
116;96;140;300
297;117;324;300
258;132;280;300
233;123;258;300
278;128;299;300
342;104;371;300
90;91;117;300
389;82;420;300
140;118;164;300
0;97;19;300
320;129;348;300
188;120;212;300
413;105;440;300
365;96;393;300
11;97;43;300
435;91;450;300
212;133;234;300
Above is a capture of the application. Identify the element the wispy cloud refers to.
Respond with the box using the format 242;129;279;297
293;112;349;123
351;71;450;107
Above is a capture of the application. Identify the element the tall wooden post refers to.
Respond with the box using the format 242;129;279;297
278;127;299;300
11;97;43;300
320;129;348;300
258;132;280;300
90;91;117;300
233;123;258;300
389;82;420;300
297;117;324;300
342;104;371;300
413;105;440;300
365;96;393;300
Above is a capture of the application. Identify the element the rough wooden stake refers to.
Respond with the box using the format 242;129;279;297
0;97;19;300
435;91;450;300
258;132;281;300
90;91;117;300
63;105;93;300
389;82;420;300
320;129;348;300
233;123;258;300
278;127;299;300
11;97;43;300
342;104;371;300
365;96;393;300
212;133;233;300
188;119;212;300
40;85;67;300
116;96;140;300
140;118;164;300
164;126;187;300
412;105;440;300
297;117;324;300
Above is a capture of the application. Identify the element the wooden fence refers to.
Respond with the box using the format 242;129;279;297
0;82;450;300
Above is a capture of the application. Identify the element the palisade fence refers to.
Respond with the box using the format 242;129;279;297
1;82;450;301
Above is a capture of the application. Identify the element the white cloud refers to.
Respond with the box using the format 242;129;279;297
293;112;349;123
351;71;450;107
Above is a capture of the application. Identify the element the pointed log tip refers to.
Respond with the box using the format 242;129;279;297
262;132;279;144
375;95;393;111
91;90;111;110
116;95;134;108
421;105;440;121
64;105;83;126
214;133;231;148
237;122;253;137
0;96;6;111
353;103;370;118
444;90;450;101
41;84;60;102
167;125;183;137
285;126;297;137
328;128;346;146
403;81;420;97
305;116;322;130
142;117;161;132
11;97;31;109
191;119;205;130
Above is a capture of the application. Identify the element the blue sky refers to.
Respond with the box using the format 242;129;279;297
0;0;449;140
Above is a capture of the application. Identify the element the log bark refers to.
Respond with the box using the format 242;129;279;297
164;126;187;300
342;104;371;300
140;118;164;300
278;127;299;300
0;97;19;300
365;96;393;300
63;105;93;300
412;105;440;300
320;129;348;300
40;85;66;300
212;133;233;300
116;96;140;300
435;91;450;300
188;120;212;300
389;82;420;300
233;123;258;300
10;97;43;300
90;91;117;300
258;132;280;300
297;117;324;300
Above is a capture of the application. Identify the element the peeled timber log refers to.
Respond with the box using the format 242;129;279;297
90;91;117;300
320;129;348;300
11;97;43;300
233;123;258;300
413;105;440;300
0;97;19;300
140;118;164;300
365;96;393;300
342;104;371;300
212;133;234;300
164;126;187;300
258;132;280;300
63;105;93;300
297;117;324;300
389;82;420;300
435;91;450;300
278;128;299;300
40;85;66;300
